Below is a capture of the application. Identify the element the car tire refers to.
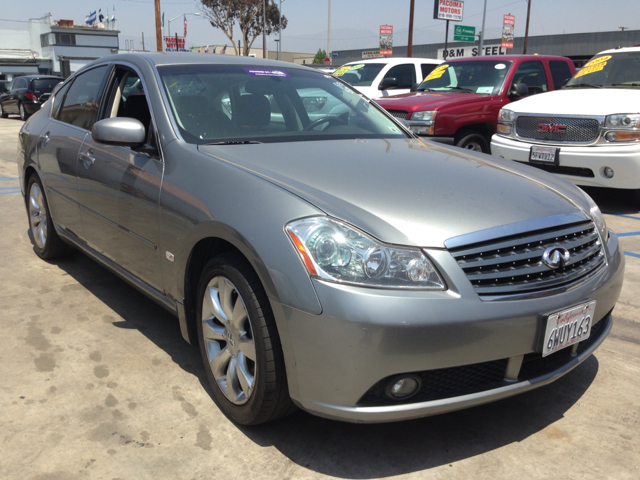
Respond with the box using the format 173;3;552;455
196;252;294;425
19;102;28;121
26;174;75;259
0;103;7;118
455;133;489;153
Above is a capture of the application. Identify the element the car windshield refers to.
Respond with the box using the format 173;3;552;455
416;60;513;95
30;79;62;94
565;51;640;89
332;63;385;86
157;64;407;145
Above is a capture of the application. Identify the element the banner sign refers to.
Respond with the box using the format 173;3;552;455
438;44;508;60
433;0;464;22
362;50;382;59
501;14;515;49
379;25;393;56
164;36;186;51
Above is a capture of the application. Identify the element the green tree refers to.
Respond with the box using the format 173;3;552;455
200;0;287;56
312;49;327;64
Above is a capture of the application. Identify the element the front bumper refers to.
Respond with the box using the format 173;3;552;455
491;134;640;190
273;231;624;423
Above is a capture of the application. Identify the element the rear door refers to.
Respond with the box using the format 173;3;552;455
76;65;164;290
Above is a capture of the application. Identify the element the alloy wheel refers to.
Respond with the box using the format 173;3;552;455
464;142;483;151
19;103;26;121
29;182;47;249
201;275;256;405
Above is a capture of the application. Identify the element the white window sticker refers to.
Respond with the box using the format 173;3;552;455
495;64;506;70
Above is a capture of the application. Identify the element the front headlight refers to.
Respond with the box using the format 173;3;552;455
286;217;446;289
410;110;437;121
579;188;608;241
604;114;640;128
497;109;515;136
603;113;640;142
498;109;515;122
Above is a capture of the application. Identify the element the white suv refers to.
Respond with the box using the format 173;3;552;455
491;46;640;203
333;57;442;99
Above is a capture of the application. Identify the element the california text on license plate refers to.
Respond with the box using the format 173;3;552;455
542;300;596;357
529;145;559;164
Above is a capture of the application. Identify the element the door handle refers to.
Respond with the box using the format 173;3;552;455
79;149;95;166
38;132;50;146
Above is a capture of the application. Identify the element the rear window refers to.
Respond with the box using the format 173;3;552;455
31;79;62;94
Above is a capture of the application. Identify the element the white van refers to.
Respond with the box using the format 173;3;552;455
333;57;442;99
491;46;640;202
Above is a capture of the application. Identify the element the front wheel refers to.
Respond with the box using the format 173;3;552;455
196;252;294;425
27;174;74;259
455;132;489;153
0;102;7;118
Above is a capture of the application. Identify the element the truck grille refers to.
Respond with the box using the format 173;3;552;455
515;116;600;143
386;110;409;120
450;221;605;298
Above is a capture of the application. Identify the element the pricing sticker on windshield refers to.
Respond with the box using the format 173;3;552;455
575;55;611;78
425;64;448;81
243;68;290;78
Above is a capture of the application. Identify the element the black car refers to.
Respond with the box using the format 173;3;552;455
0;75;63;120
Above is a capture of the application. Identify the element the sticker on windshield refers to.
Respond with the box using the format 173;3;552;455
574;55;612;78
476;86;493;94
243;68;290;78
388;126;400;133
333;66;351;77
349;64;365;70
425;64;448;81
494;63;506;70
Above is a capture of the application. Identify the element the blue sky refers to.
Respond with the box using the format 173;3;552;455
1;0;639;54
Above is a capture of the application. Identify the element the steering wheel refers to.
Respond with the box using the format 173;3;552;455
304;116;346;131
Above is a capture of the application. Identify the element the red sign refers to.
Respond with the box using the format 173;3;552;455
324;57;331;65
501;14;515;49
164;36;186;51
379;24;393;56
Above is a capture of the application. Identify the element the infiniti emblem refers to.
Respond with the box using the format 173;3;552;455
542;247;571;269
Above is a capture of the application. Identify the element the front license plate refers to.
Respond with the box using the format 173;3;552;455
542;300;596;357
529;145;560;165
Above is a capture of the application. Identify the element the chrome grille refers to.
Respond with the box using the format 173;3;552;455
386;109;409;120
450;221;605;298
515;116;600;143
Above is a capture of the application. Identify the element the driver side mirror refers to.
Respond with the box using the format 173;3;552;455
509;83;529;98
92;117;146;147
379;77;399;90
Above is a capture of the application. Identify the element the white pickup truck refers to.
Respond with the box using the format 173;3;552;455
491;46;640;203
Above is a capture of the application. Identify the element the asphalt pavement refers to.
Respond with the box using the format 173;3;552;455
0;116;638;479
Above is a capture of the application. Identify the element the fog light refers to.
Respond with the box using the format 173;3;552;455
385;376;421;399
604;167;614;178
604;131;618;142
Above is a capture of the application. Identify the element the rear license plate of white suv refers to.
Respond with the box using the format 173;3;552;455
529;145;559;165
542;300;596;357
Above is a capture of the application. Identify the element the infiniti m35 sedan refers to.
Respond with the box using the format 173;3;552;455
17;54;624;425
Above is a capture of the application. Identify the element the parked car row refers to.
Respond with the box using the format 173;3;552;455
17;52;624;426
0;75;64;121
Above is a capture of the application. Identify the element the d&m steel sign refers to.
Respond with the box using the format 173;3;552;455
438;44;508;60
433;0;464;22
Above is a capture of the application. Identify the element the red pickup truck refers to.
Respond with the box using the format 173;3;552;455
375;55;576;153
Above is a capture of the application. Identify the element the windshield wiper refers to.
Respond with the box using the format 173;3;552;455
612;83;640;87
206;140;262;145
564;83;603;89
444;86;475;93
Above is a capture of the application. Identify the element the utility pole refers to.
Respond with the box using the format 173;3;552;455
478;0;487;55
278;0;283;60
262;0;266;59
407;0;415;57
523;0;532;54
154;0;162;51
327;0;331;64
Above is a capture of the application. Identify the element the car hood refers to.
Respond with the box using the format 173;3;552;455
375;91;489;111
198;139;589;248
505;88;640;115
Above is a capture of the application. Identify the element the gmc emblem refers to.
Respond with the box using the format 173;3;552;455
537;124;567;133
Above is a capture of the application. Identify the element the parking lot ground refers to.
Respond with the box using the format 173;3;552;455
0;116;638;479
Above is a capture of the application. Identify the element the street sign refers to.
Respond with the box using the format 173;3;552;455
332;52;339;57
323;57;331;65
453;24;475;42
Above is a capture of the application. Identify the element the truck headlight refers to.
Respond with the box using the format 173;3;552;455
408;110;437;136
603;114;640;142
410;110;437;121
286;217;446;290
497;109;515;136
604;114;640;128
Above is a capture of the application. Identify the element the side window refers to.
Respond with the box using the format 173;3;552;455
384;64;416;89
421;63;438;80
16;78;27;89
58;66;108;130
513;61;548;95
51;81;73;120
549;61;573;89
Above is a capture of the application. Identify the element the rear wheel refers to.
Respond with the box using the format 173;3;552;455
19;102;28;121
455;132;489;153
27;174;74;259
196;252;294;425
0;102;7;118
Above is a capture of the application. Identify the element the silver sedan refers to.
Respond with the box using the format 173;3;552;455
17;53;624;424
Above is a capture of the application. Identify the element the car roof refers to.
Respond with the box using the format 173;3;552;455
597;45;640;54
342;57;440;66
110;52;315;70
13;75;65;80
444;55;571;63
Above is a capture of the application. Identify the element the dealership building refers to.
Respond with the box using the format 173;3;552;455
332;29;640;67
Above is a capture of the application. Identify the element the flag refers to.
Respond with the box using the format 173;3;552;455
106;6;109;23
162;12;164;27
204;45;209;53
85;11;96;25
98;9;104;23
220;44;227;54
184;15;187;37
112;5;116;21
199;47;202;53
212;46;216;54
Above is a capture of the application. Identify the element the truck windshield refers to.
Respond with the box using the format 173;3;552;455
416;60;513;95
332;63;385;86
565;51;640;89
